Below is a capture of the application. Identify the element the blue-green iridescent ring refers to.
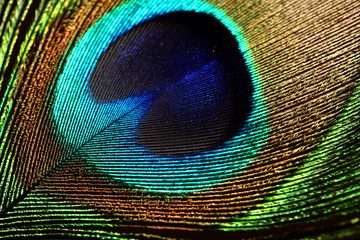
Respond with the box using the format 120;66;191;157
52;0;269;193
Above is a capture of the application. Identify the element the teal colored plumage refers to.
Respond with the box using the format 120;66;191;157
0;0;359;239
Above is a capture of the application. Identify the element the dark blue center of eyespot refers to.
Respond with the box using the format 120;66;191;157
87;12;253;156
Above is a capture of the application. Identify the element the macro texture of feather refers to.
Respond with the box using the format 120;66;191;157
0;0;359;239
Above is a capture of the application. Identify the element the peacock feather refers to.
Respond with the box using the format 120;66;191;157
0;0;359;239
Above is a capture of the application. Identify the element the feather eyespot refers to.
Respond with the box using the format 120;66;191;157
52;1;268;192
